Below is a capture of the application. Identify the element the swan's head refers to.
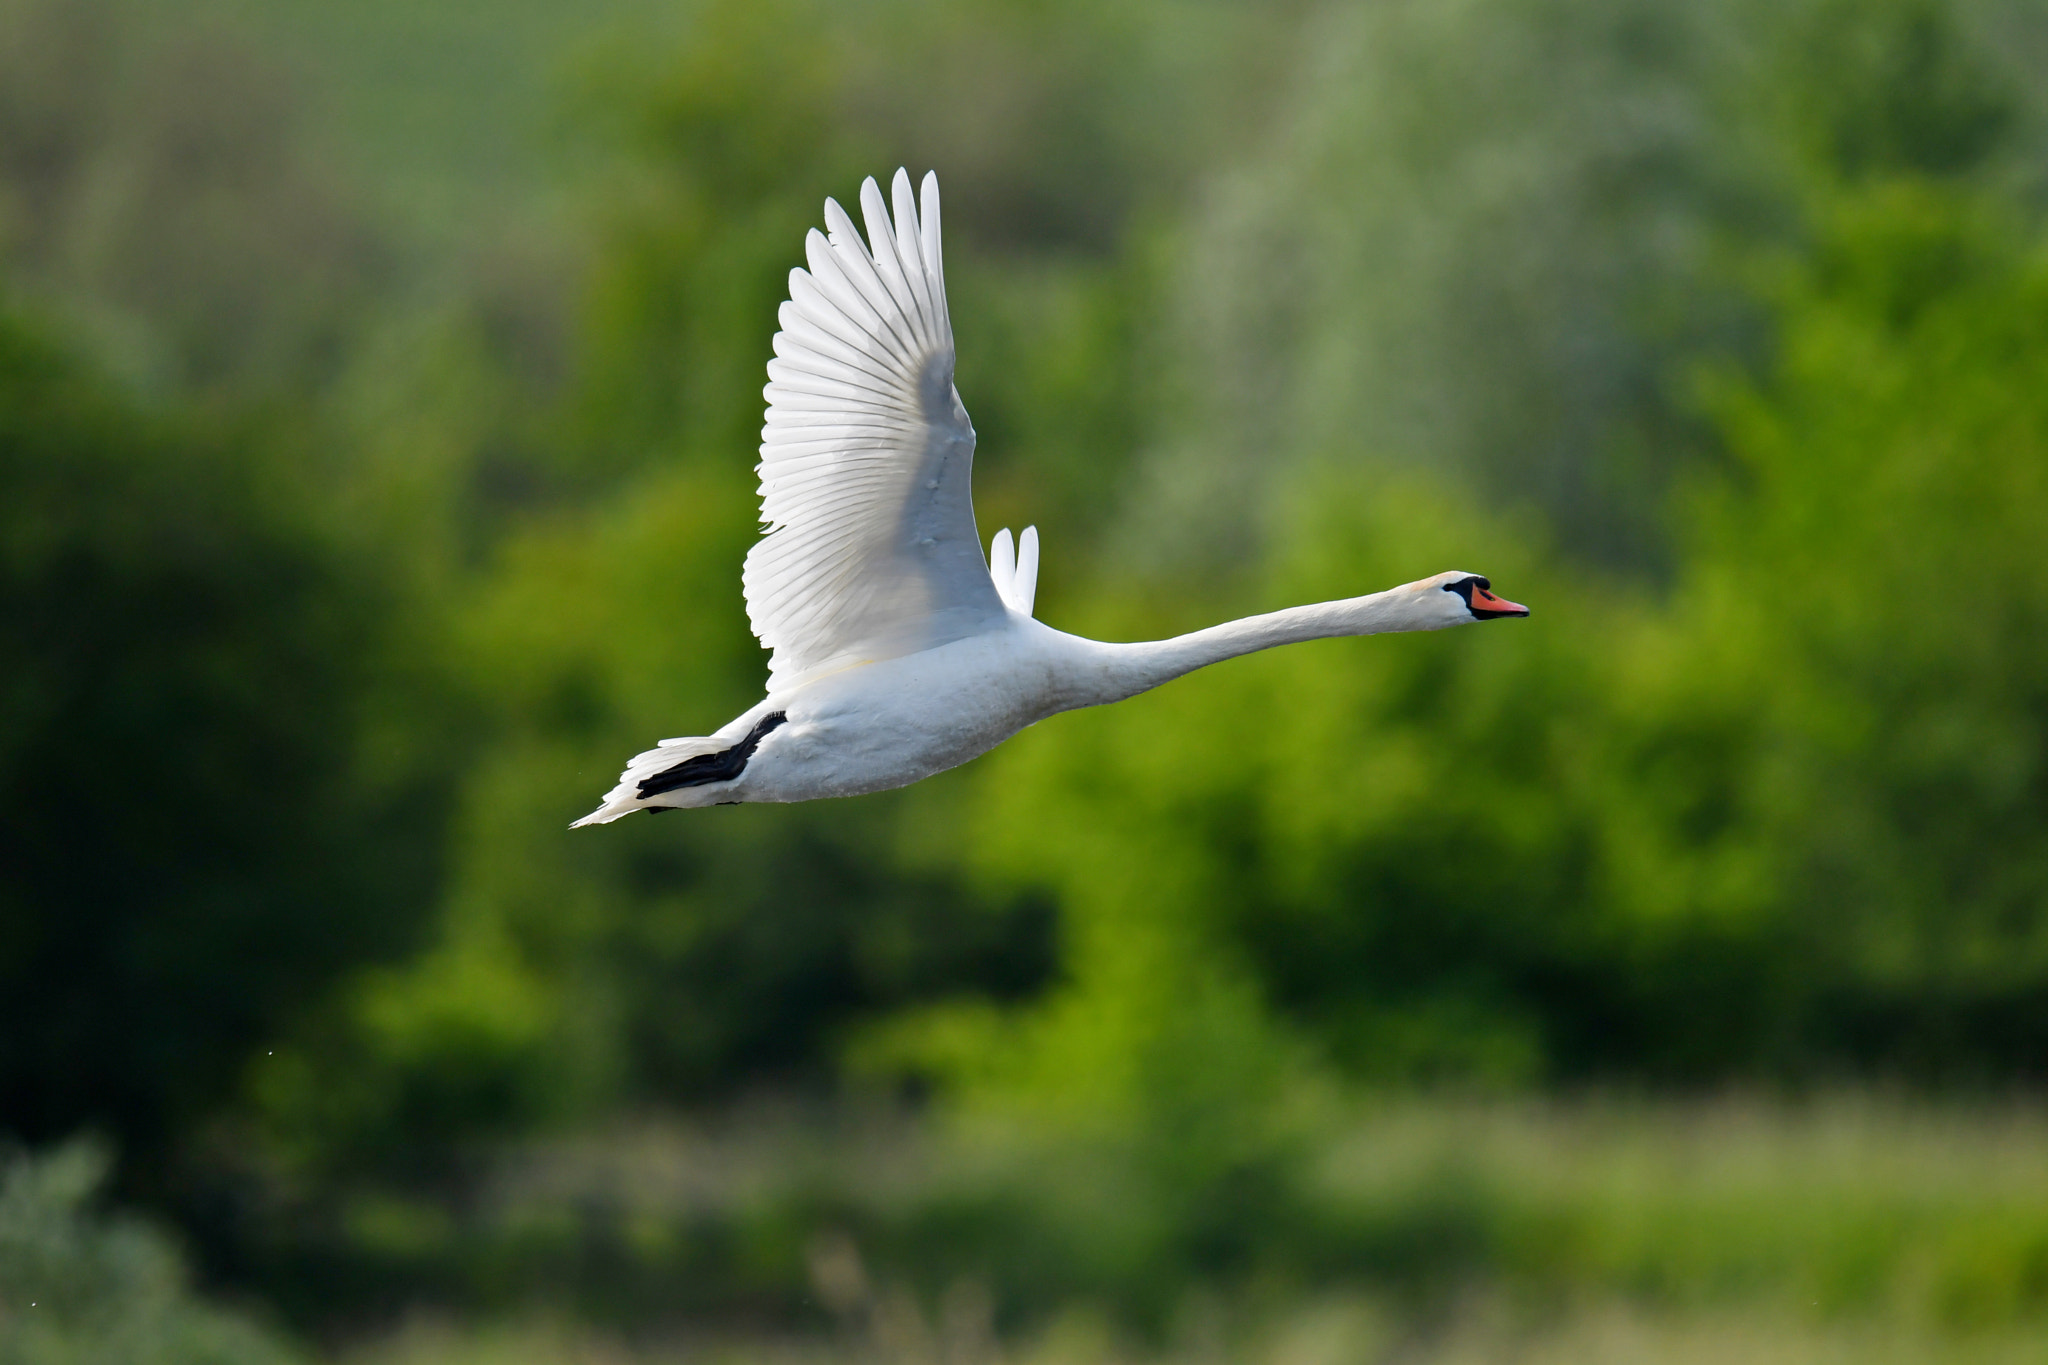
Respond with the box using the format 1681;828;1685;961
1415;571;1530;626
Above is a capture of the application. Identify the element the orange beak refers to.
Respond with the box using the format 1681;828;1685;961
1471;585;1529;617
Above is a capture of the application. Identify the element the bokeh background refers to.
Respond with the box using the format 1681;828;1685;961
6;0;2048;1360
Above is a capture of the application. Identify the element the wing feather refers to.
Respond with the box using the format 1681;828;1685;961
918;173;948;335
744;171;1001;686
1013;525;1039;617
860;179;931;349
989;527;1017;602
889;173;939;329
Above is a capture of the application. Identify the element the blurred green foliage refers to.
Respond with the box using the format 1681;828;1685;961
0;1140;301;1363
0;0;387;395
0;310;451;1177
4;0;2048;1348
192;1097;2048;1351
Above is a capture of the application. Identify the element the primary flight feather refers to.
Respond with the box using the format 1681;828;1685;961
574;170;1527;825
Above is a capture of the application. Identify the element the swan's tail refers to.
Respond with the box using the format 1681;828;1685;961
570;734;730;827
572;712;789;827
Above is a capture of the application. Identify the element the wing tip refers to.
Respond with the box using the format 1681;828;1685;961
989;527;1017;602
1014;524;1040;617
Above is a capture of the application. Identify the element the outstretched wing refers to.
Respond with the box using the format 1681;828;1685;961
744;170;1005;688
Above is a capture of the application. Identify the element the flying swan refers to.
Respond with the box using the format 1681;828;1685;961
574;170;1527;824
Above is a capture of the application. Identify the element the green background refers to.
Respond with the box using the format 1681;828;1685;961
6;0;2048;1359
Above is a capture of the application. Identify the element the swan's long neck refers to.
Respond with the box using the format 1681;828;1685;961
1058;585;1442;710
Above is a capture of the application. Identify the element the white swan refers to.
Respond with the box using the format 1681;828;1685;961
574;170;1527;825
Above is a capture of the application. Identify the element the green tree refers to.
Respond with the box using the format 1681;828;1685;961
0;1140;302;1365
0;309;445;1181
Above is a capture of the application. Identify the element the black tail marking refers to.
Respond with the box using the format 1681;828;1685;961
637;712;787;800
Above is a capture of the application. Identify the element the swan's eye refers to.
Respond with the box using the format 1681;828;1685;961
1443;576;1485;600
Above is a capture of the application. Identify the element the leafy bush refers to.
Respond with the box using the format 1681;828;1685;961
0;1140;301;1364
0;308;448;1175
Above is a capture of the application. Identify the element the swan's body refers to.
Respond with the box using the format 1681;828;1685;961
575;171;1527;825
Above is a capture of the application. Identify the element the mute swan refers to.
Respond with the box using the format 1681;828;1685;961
574;170;1527;825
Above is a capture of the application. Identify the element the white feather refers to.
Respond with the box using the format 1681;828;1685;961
989;528;1016;603
569;734;734;826
744;174;1002;687
1013;525;1039;617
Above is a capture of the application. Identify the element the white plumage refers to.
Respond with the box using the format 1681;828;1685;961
748;172;997;689
987;525;1038;616
574;170;1527;825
